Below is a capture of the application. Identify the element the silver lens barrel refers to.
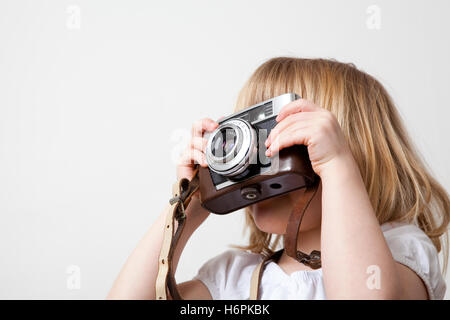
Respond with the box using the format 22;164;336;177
205;119;257;177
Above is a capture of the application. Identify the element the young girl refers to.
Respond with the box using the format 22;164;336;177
108;57;449;300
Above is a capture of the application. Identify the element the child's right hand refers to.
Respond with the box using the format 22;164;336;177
176;118;219;198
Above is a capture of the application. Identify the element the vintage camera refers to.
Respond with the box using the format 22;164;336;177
199;93;318;214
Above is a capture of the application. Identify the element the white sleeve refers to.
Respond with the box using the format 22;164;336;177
192;249;262;300
382;223;447;299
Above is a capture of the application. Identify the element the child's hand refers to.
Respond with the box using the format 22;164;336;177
177;117;219;185
265;98;354;177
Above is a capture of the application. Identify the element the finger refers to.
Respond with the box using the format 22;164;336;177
192;118;219;138
190;136;209;152
191;118;218;137
179;148;208;167
266;128;310;157
275;99;322;123
266;112;315;146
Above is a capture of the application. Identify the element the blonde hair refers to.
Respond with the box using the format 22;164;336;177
233;57;450;270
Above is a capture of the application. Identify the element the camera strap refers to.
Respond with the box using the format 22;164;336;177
155;167;200;300
155;167;321;300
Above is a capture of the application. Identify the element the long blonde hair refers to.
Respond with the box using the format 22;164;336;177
233;57;450;270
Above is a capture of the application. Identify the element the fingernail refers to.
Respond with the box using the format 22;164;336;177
265;149;271;157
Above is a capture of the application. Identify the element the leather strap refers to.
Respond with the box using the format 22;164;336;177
156;167;200;300
284;179;321;269
249;249;283;300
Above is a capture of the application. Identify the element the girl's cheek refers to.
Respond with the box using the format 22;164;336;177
252;212;287;234
250;199;292;234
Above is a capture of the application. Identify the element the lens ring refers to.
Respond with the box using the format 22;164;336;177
205;119;257;176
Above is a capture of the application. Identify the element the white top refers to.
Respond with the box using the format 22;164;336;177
193;223;446;299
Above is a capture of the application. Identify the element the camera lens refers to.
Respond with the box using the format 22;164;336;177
206;119;257;177
211;128;238;158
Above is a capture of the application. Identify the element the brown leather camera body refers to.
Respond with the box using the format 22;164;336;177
198;145;318;215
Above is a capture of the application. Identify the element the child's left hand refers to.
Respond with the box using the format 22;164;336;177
265;98;354;177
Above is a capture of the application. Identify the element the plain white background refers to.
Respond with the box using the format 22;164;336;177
0;0;449;299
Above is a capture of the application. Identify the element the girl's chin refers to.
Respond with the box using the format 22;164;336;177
252;220;285;234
